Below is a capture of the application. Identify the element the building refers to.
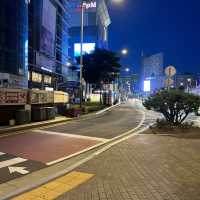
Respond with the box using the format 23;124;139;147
174;73;197;89
140;53;165;93
28;0;70;90
0;0;72;90
68;0;111;60
0;0;29;89
119;74;138;95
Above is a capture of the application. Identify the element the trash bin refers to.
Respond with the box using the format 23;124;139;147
45;107;56;120
15;110;31;125
31;107;47;122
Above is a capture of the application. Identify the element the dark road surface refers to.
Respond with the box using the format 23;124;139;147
43;102;144;139
0;100;145;184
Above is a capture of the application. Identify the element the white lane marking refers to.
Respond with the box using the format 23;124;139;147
33;130;109;142
96;103;120;115
46;142;104;166
47;108;147;166
8;166;29;175
0;152;5;156
0;158;27;169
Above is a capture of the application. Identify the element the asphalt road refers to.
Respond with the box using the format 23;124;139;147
43;100;144;139
0;100;146;185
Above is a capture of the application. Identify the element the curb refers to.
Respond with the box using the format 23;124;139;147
0;118;73;135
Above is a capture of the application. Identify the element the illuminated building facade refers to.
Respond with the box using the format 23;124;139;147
68;0;111;60
140;53;165;93
28;0;70;90
0;0;28;89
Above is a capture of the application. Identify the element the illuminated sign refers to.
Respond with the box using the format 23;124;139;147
144;80;151;92
83;1;96;9
74;43;96;57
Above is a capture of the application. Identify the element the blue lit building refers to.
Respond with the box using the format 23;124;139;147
0;0;28;88
140;52;165;94
28;0;70;90
68;0;111;61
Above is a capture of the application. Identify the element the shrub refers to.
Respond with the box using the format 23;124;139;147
143;89;200;126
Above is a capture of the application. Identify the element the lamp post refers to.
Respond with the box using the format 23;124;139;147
79;0;84;108
79;0;124;107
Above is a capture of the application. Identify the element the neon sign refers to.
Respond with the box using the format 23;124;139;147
83;1;96;9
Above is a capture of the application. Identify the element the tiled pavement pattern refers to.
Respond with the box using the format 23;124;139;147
58;133;200;200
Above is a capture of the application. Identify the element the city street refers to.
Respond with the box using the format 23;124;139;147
0;100;151;185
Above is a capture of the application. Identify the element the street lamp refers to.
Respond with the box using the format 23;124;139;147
79;0;125;107
121;48;128;55
125;68;130;72
79;0;85;108
111;0;124;4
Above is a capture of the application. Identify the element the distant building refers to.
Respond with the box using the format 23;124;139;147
140;53;165;93
174;74;197;89
119;74;139;94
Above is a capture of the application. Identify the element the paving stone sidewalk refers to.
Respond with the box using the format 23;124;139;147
58;132;200;200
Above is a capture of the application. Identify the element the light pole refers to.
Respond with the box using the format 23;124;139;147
80;0;84;108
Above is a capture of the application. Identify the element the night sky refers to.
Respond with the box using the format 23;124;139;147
108;0;200;75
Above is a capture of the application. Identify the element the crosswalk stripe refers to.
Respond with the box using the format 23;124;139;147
0;158;27;169
0;152;5;156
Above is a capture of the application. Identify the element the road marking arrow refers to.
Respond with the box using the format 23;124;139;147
8;166;29;175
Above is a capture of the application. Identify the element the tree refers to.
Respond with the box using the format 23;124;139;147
143;89;200;125
77;48;121;85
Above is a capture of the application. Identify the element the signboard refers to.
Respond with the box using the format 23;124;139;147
29;90;54;104
165;78;174;87
0;89;27;105
165;66;176;77
74;43;96;57
54;91;69;103
144;80;151;92
83;1;96;10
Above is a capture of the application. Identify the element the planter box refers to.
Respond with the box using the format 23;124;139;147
65;108;84;117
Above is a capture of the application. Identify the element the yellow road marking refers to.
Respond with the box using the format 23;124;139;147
12;171;94;200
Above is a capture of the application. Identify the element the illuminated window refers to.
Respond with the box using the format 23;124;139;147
32;72;42;83
44;75;52;84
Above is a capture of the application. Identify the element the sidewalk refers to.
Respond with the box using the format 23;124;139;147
55;130;200;200
8;128;200;200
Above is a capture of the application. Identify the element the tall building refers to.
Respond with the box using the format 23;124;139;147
28;0;70;90
0;0;71;90
68;0;111;60
140;53;165;93
0;0;29;89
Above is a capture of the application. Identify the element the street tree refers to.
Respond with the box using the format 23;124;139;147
143;89;200;125
77;48;121;85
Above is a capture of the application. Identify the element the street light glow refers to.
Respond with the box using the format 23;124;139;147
121;49;128;55
125;68;130;72
111;0;124;4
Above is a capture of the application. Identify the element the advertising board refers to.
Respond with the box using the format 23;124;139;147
0;89;27;105
29;90;54;104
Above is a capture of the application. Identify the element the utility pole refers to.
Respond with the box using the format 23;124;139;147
80;0;84;108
